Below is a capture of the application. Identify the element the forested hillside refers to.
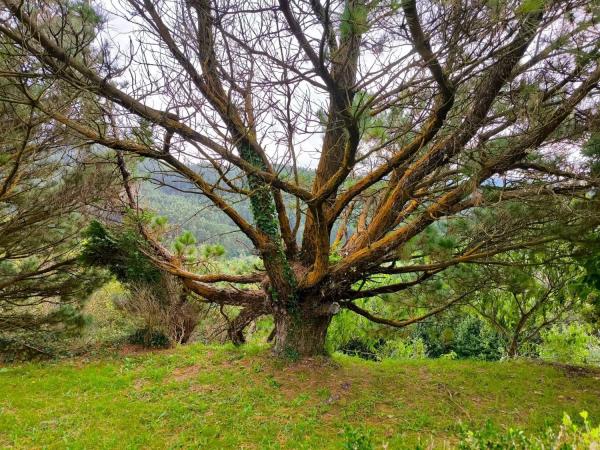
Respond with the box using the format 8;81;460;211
141;181;251;256
139;160;313;256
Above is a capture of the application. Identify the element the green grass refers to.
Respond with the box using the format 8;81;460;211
1;344;599;449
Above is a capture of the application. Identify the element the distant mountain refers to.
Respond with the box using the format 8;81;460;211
138;160;309;257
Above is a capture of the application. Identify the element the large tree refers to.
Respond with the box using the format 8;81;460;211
0;90;114;343
0;6;118;349
1;0;600;356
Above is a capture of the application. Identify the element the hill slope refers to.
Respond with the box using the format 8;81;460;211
1;344;600;449
138;161;311;257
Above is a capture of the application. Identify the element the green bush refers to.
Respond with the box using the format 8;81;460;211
81;220;161;285
128;328;171;349
538;324;592;365
453;315;505;361
589;339;600;366
336;338;384;360
414;314;505;361
78;282;137;346
440;350;458;360
375;338;427;360
458;411;600;449
82;221;205;346
327;306;383;357
329;306;508;362
0;334;60;363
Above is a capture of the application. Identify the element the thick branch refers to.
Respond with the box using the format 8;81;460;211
342;288;475;328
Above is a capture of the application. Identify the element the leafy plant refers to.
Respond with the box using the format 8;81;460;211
538;324;593;365
375;337;427;360
414;314;505;361
81;221;204;346
81;220;161;285
341;425;374;450
128;327;171;349
458;411;600;449
453;316;505;361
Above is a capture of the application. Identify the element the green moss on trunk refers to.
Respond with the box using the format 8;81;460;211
238;143;297;308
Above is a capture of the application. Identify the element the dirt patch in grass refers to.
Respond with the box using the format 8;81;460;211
188;383;216;394
274;359;373;405
540;360;600;377
133;378;147;390
171;364;202;382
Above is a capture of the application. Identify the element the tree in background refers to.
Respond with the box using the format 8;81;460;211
2;0;600;356
575;234;600;331
0;88;115;352
0;2;121;357
469;250;586;357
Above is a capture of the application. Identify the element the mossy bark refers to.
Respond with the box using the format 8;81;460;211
239;143;298;307
272;302;333;358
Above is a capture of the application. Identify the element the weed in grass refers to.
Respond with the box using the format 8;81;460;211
341;424;374;450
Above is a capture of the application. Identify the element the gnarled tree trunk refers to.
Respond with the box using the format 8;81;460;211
227;306;265;346
507;334;521;358
271;301;334;357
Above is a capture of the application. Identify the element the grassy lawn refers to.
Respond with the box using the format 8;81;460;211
1;344;599;449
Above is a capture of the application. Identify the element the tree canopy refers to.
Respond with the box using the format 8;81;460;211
0;73;114;340
1;0;599;356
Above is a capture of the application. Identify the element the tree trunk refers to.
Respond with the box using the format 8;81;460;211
272;305;333;358
178;323;196;344
507;336;519;358
227;306;265;346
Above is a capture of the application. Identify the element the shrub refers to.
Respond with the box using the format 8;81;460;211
327;298;425;360
0;333;59;363
128;327;171;349
457;411;600;449
71;282;137;351
336;337;383;360
538;324;592;365
327;306;383;357
0;304;90;362
589;337;600;366
82;221;206;347
453;315;504;361
375;338;427;360
440;351;458;360
415;314;505;361
115;275;205;346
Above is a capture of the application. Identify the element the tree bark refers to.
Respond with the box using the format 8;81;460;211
227;306;263;346
507;335;520;358
271;302;333;357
